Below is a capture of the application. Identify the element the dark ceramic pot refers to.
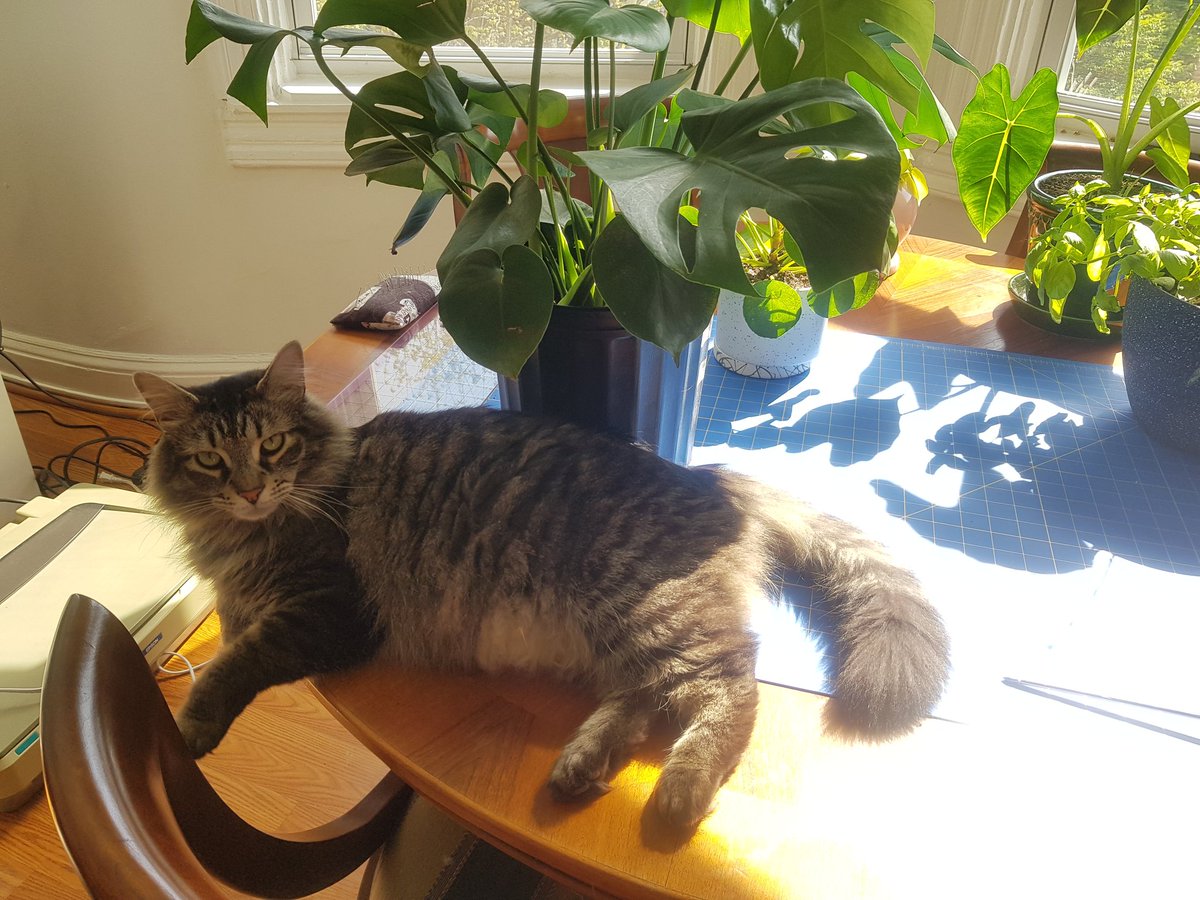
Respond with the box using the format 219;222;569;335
1123;277;1200;454
498;305;709;465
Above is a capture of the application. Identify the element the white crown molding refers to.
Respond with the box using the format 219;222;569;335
0;331;272;407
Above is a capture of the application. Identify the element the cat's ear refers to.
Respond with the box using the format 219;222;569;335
257;340;306;401
133;372;198;428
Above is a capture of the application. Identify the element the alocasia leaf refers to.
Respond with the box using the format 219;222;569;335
1148;97;1192;189
1074;0;1148;56
953;65;1059;241
580;79;899;296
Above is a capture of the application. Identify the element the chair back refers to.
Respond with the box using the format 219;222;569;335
41;594;410;900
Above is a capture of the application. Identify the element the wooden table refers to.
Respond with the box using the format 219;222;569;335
307;238;1190;900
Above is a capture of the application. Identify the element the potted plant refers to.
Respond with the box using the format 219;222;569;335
182;0;969;455
1027;181;1200;450
952;0;1199;256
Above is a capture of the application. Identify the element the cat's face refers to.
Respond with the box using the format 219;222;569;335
134;342;348;526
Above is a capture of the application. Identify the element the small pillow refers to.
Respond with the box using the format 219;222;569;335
331;275;439;332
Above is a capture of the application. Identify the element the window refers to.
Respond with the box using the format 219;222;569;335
1039;0;1200;152
215;0;695;163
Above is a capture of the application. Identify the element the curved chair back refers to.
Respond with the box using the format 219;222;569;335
41;594;411;900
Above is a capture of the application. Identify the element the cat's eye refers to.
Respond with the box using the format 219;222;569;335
261;432;286;453
195;451;223;469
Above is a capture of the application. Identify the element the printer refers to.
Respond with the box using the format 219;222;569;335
0;484;214;810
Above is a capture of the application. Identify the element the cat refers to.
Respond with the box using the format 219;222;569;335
133;340;950;827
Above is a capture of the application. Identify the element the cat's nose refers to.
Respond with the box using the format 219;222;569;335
238;487;263;504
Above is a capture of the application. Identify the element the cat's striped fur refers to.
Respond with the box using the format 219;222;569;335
135;341;949;826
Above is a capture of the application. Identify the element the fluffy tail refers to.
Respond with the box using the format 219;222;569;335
721;471;950;734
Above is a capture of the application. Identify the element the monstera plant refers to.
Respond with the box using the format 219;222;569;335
181;0;970;381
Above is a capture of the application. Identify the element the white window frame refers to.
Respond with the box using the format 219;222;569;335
211;0;695;166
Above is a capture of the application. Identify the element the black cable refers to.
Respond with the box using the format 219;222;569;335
46;436;149;487
14;407;113;434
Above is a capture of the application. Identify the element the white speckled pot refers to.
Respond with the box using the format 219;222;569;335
712;287;825;379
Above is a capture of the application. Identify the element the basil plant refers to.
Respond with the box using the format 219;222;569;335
184;0;954;378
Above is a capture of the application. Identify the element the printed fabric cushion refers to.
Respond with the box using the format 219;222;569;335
331;275;439;332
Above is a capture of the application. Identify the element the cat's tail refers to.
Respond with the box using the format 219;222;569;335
719;470;950;735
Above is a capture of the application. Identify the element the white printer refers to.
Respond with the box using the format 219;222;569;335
0;484;214;810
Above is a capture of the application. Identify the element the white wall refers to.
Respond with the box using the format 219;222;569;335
0;0;453;403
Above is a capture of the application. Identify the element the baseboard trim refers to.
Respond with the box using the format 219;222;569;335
0;331;272;407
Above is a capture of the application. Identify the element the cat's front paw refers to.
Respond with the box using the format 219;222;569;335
652;768;717;827
176;708;228;758
548;747;612;801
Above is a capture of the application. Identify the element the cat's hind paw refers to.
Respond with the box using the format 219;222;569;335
652;768;717;827
548;747;613;801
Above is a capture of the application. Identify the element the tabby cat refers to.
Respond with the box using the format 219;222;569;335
133;341;949;827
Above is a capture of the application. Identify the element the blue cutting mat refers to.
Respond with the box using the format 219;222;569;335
691;330;1200;719
331;324;1200;719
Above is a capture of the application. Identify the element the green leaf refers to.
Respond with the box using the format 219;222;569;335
742;280;805;338
186;0;286;62
344;140;426;188
749;0;801;93
660;0;752;37
785;0;935;110
423;62;471;134
953;65;1059;241
391;151;453;249
520;0;671;52
1043;259;1077;309
344;71;442;151
579;79;899;296
436;177;542;282
1074;0;1148;56
1149;97;1192;189
932;33;979;76
591;215;719;359
808;271;879;317
228;32;289;124
322;30;428;71
314;0;467;45
463;79;569;129
610;67;695;134
438;245;554;378
1146;149;1188;191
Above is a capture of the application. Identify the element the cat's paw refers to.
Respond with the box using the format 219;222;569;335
652;768;717;827
548;747;612;801
176;709;228;758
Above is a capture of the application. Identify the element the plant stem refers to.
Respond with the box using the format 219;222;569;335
460;33;587;249
690;0;724;91
738;73;760;100
1124;97;1200;161
527;24;544;190
312;42;469;205
714;37;751;97
637;15;674;147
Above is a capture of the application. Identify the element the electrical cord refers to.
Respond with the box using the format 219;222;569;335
155;651;213;683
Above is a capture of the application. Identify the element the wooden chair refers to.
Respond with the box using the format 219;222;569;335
1005;140;1200;257
40;594;413;899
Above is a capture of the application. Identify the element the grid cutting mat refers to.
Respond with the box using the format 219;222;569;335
330;323;1200;719
692;330;1200;718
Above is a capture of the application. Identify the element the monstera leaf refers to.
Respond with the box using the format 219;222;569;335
660;0;752;37
520;0;671;52
752;0;934;111
313;0;467;45
436;178;553;377
580;79;899;297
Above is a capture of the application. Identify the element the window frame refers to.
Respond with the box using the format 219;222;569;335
212;0;696;165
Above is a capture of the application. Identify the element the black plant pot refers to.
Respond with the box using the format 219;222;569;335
1123;277;1200;454
498;305;709;465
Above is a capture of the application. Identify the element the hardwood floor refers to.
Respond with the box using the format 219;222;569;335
1;385;389;899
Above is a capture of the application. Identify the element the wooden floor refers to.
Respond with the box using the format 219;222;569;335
1;385;389;899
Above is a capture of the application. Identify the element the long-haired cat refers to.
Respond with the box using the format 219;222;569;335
133;341;949;826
